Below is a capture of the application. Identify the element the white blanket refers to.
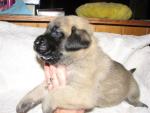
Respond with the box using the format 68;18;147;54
0;21;150;113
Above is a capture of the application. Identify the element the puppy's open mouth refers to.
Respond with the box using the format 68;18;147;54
37;50;63;64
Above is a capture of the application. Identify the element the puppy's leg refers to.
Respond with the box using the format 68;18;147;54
126;79;148;108
16;83;48;113
42;86;95;113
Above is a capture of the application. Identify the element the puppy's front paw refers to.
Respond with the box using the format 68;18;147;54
16;100;35;113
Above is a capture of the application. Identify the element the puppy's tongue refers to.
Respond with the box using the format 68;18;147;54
45;63;66;70
45;63;67;88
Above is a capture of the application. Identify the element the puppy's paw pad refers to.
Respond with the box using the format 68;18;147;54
16;100;34;113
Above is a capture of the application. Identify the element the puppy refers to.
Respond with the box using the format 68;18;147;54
16;16;147;113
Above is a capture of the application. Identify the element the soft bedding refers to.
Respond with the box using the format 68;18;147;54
0;21;150;113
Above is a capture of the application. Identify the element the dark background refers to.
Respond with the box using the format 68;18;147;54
39;0;150;20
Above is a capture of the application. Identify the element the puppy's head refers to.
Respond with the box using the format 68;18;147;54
34;16;94;65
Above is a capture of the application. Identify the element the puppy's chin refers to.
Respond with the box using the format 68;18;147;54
37;52;63;64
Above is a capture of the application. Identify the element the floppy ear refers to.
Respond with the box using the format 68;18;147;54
65;26;91;51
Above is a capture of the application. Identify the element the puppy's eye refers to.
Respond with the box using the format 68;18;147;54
50;26;64;40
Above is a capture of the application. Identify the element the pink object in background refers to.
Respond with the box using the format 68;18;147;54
0;0;15;11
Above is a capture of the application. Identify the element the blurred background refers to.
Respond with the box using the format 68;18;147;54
38;0;150;19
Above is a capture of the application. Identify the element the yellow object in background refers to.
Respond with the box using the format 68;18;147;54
76;2;132;20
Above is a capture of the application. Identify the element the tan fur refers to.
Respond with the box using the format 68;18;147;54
16;16;147;113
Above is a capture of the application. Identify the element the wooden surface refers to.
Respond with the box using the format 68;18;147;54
0;15;150;35
0;15;150;27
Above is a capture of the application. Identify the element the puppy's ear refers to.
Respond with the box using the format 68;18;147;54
65;26;91;51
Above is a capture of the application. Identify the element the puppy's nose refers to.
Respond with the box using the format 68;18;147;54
34;36;49;52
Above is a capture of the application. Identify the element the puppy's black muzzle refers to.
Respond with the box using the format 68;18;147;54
34;35;54;54
34;34;62;64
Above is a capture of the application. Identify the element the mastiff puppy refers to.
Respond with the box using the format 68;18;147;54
16;16;147;113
